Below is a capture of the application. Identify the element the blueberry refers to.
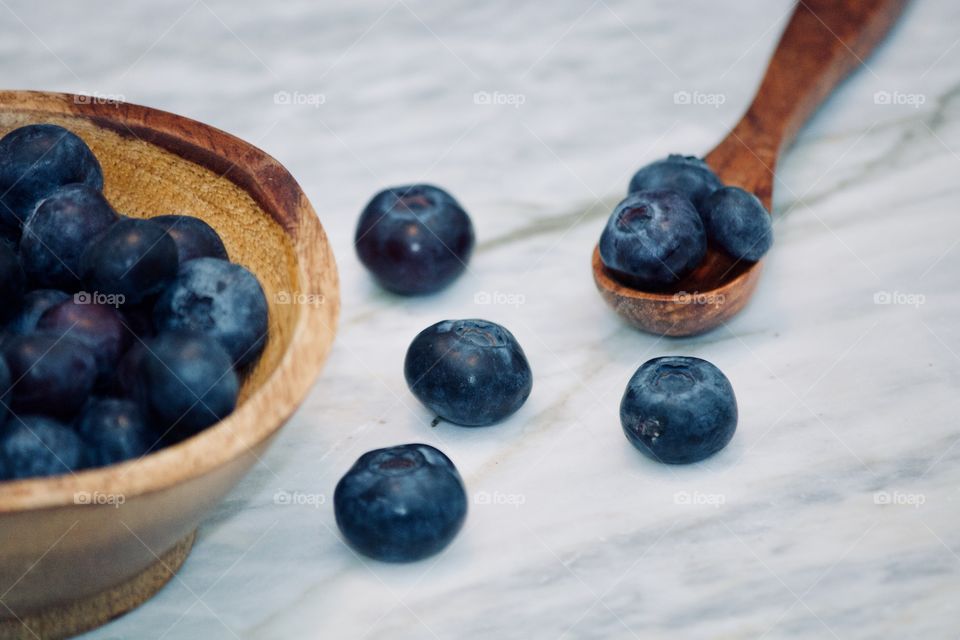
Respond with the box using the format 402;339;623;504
599;190;707;290
0;241;26;323
355;184;475;295
334;443;467;562
76;397;155;467
113;341;146;397
628;154;721;211
7;289;69;335
0;414;84;480
701;186;772;262
20;183;119;290
620;356;737;464
132;331;239;442
0;356;10;427
404;319;533;426
37;299;130;383
151;214;229;264
0;124;103;231
121;302;157;341
153;258;268;367
80;218;179;305
0;228;18;251
2;334;97;419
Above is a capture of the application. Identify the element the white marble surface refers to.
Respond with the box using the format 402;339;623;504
3;0;960;637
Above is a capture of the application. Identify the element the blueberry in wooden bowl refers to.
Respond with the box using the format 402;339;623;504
0;90;339;639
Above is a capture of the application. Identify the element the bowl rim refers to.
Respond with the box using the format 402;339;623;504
0;90;340;512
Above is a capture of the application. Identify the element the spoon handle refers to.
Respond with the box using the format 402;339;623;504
707;0;909;204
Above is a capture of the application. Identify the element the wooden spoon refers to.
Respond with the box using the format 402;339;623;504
592;0;908;336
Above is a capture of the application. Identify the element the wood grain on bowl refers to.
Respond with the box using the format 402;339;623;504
0;91;339;639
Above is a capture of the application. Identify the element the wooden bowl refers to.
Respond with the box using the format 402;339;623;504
0;91;339;639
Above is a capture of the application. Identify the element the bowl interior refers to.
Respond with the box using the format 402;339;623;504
0;94;338;512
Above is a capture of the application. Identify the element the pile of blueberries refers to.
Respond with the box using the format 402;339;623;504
601;154;773;289
338;169;749;562
0;124;268;480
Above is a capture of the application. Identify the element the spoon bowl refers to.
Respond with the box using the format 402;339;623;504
593;0;908;336
592;242;762;336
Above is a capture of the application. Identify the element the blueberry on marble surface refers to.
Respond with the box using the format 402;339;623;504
0;124;103;231
355;184;475;295
0;415;84;480
19;183;119;290
620;356;737;464
628;154;721;211
80;218;179;305
701;186;772;262
153;257;268;367
599;190;707;290
404;318;533;427
334;443;467;562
